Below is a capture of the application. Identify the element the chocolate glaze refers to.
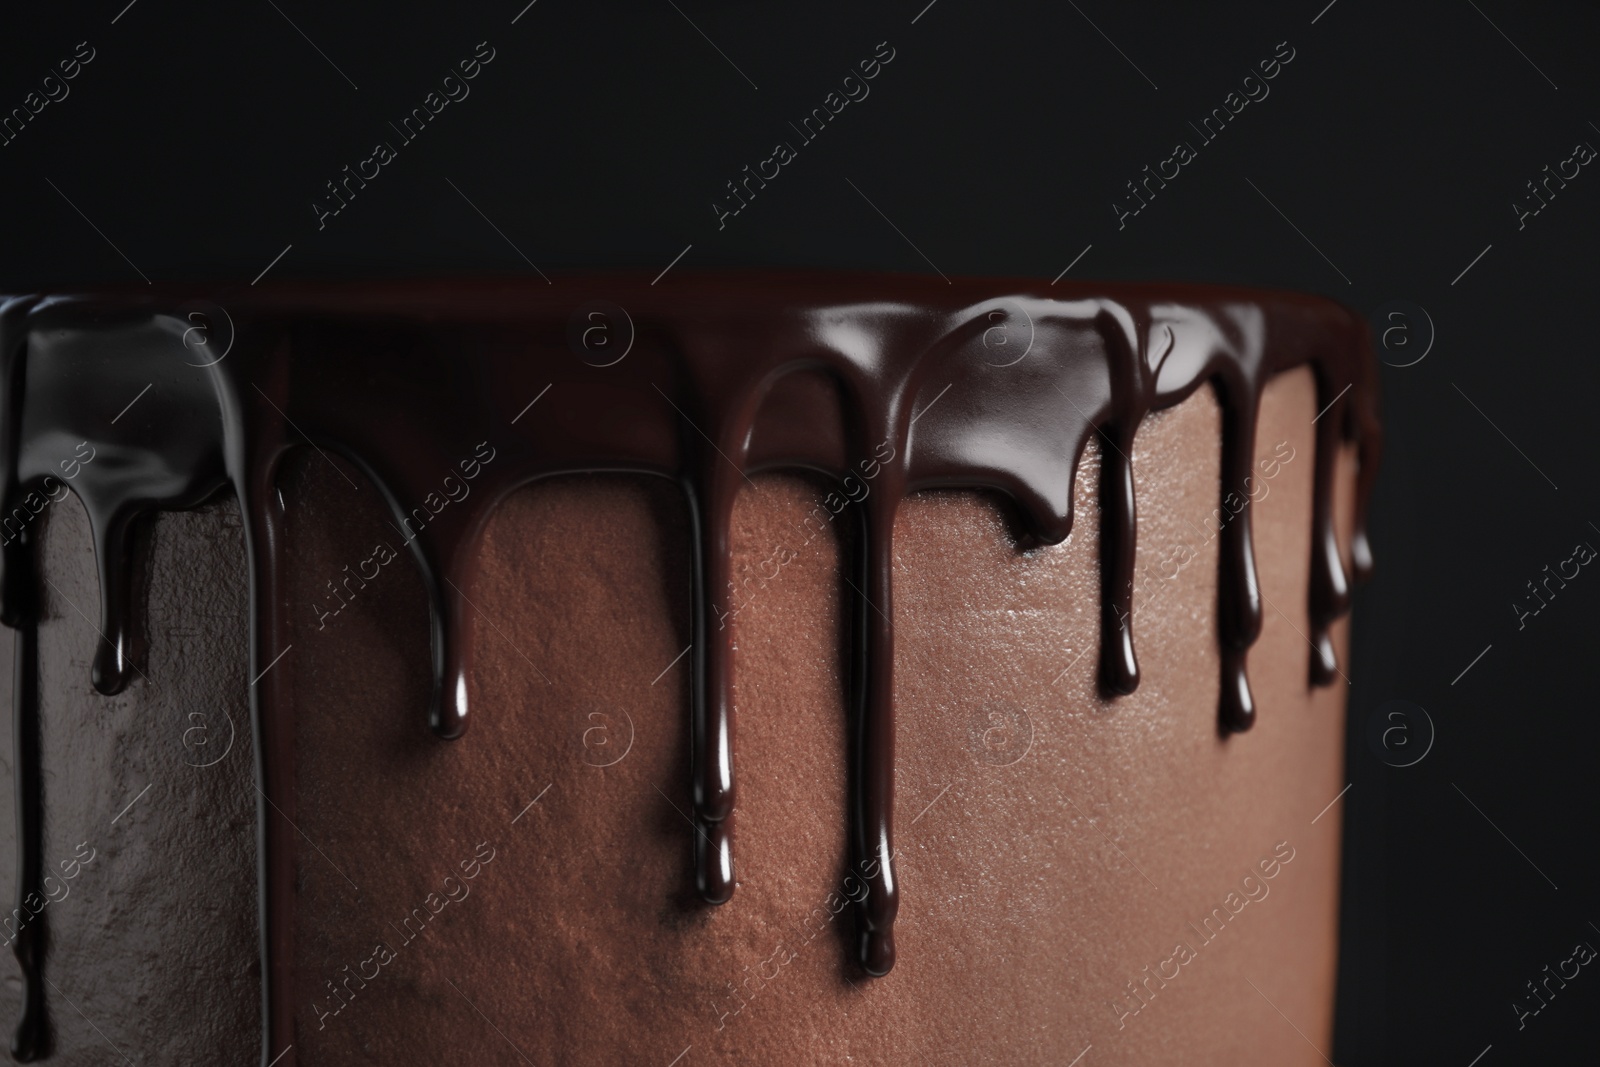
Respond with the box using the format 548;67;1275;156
8;599;41;1062
0;273;1378;1064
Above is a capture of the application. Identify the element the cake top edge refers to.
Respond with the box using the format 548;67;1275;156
0;270;1361;320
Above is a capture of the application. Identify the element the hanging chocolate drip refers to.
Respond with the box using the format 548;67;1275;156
0;296;41;626
9;585;42;1062
848;469;903;977
1307;366;1353;686
6;301;236;1059
415;532;473;741
241;467;295;1067
1092;306;1145;698
85;506;142;695
0;275;1379;1063
1097;424;1140;697
1350;432;1379;582
234;418;295;1067
688;465;739;905
1347;335;1382;584
0;294;45;1061
1213;367;1264;734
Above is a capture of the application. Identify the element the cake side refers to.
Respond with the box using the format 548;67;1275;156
281;367;1352;1065
0;497;259;1063
0;277;1378;1064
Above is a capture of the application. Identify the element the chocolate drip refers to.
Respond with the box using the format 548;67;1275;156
1215;371;1265;733
241;453;295;1067
1097;424;1140;697
1094;307;1144;698
0;274;1379;1063
85;507;142;695
0;295;45;1061
0;296;40;628
9;595;42;1061
688;467;738;905
849;472;902;977
1307;366;1353;685
5;301;235;1058
1347;342;1382;584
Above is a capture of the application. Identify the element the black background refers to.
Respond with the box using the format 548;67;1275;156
3;1;1598;1062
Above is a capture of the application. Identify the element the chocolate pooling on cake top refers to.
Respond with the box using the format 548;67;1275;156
0;275;1378;1063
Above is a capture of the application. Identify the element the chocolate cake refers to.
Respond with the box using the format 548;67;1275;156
0;274;1378;1064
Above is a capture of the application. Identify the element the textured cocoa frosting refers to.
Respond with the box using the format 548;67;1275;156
0;274;1377;1064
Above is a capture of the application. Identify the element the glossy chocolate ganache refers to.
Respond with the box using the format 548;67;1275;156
0;274;1377;1062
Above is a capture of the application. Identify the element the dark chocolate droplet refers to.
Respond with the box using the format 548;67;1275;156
1220;648;1256;734
1345;313;1382;588
695;822;734;906
1350;407;1382;585
1349;527;1374;584
430;587;471;740
1310;632;1339;686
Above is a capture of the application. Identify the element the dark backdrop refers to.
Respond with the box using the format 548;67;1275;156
3;1;1597;1063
